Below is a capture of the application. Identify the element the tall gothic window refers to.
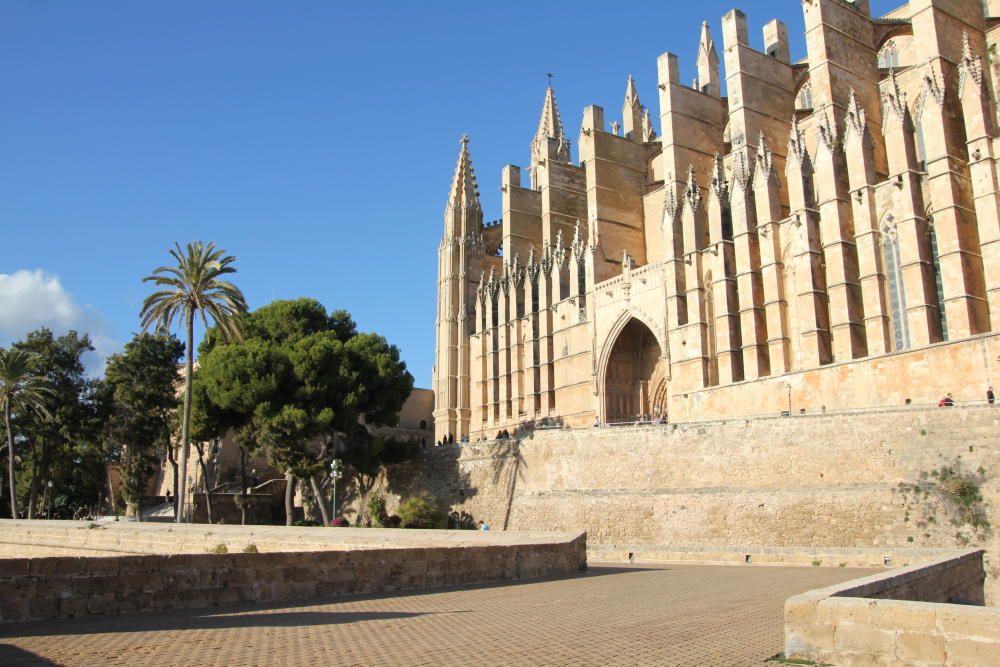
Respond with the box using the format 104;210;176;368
881;216;910;351
914;114;928;170
928;221;949;341
878;41;899;69
577;259;587;318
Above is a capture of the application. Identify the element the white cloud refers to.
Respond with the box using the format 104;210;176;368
0;269;120;376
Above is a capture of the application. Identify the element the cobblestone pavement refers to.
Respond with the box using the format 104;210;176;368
0;563;869;667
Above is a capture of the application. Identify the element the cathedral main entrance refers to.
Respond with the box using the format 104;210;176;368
603;318;667;424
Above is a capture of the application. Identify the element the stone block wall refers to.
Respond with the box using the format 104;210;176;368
0;525;586;624
785;549;1000;666
361;405;1000;601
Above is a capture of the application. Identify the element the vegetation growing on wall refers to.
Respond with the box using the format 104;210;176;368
898;460;991;546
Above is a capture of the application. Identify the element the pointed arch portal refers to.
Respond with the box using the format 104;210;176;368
603;318;668;423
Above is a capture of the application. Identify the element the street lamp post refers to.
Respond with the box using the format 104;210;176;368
46;480;53;520
329;459;343;522
787;383;792;416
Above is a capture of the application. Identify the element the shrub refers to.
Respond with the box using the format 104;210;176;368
330;516;350;527
211;543;228;554
368;495;387;527
243;543;259;553
397;495;441;529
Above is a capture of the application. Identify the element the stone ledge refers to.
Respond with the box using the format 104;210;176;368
785;549;999;666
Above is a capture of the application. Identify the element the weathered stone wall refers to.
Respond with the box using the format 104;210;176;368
366;405;999;601
0;522;586;624
785;549;1000;665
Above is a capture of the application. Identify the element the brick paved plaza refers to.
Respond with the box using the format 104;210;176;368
0;562;870;666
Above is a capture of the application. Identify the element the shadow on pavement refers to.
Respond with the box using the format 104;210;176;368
0;609;470;639
0;567;660;641
0;644;66;666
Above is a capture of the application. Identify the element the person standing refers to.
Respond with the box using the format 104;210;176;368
988;386;995;405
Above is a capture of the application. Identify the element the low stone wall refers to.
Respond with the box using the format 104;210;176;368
0;521;586;624
785;549;1000;665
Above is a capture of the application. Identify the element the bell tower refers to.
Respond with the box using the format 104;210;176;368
433;135;483;442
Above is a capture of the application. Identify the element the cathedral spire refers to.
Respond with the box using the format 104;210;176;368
622;75;644;141
530;83;571;190
447;134;481;213
696;21;720;97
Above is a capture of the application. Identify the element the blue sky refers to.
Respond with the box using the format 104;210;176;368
0;0;900;383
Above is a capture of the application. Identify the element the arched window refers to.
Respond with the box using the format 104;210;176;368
878;41;900;69
927;219;949;341
881;215;909;351
796;83;813;111
914;113;927;170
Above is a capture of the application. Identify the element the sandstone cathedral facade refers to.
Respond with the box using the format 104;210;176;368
433;0;1000;442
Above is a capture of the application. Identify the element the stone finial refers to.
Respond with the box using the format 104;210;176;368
844;89;867;142
696;20;720;97
882;68;908;124
447;134;481;214
709;153;728;202
918;67;945;116
554;229;567;269
588;217;601;254
788;116;809;165
958;31;985;97
641;108;657;142
732;150;752;193
526;245;540;284
756;132;775;181
684;164;701;211
816;100;838;153
662;173;680;230
571;220;586;261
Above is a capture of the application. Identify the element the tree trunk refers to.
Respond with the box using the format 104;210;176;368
6;404;17;519
177;309;195;523
0;444;5;517
310;475;331;526
107;467;118;520
27;446;38;520
239;448;247;526
284;472;295;526
195;444;212;525
164;419;178;518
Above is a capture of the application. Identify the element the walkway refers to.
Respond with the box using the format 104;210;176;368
0;563;870;666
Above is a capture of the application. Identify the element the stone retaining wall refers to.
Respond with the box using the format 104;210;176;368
0;522;586;624
785;549;1000;665
365;405;1000;601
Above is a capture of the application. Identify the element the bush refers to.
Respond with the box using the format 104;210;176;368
368;495;388;527
243;543;259;553
330;516;350;527
211;543;228;554
397;495;441;529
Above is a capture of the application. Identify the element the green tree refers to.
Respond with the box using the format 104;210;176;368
11;331;95;519
190;338;293;524
195;298;413;526
140;241;248;523
0;347;53;518
101;334;183;521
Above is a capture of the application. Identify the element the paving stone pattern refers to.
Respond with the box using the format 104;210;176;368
0;563;869;666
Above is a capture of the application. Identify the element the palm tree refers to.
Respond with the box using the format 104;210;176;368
140;241;247;523
0;348;53;519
